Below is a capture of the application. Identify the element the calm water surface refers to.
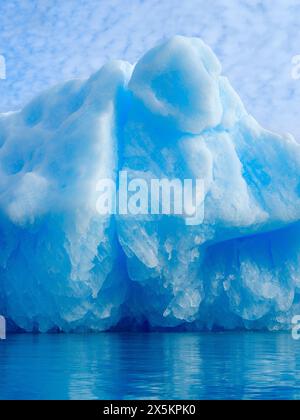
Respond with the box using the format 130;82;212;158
0;332;300;400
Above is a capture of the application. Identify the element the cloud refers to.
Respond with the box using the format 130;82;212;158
0;0;300;138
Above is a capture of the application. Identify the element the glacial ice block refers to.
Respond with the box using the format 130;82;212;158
0;61;133;332
0;36;300;332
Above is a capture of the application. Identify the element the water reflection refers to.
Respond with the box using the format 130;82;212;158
0;332;300;400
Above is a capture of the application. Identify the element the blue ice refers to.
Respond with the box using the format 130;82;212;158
0;37;300;332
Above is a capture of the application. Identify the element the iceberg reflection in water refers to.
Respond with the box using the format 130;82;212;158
0;332;300;400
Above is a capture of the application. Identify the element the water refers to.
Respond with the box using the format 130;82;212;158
0;332;300;400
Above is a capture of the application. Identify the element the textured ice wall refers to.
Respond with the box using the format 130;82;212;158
0;36;300;332
0;62;133;331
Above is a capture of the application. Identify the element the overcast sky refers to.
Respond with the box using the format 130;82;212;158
0;0;300;139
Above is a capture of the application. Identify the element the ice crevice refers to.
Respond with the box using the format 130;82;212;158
0;36;300;332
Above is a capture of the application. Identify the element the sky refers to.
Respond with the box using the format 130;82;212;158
0;0;300;139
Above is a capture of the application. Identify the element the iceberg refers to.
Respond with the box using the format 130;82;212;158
0;36;300;332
